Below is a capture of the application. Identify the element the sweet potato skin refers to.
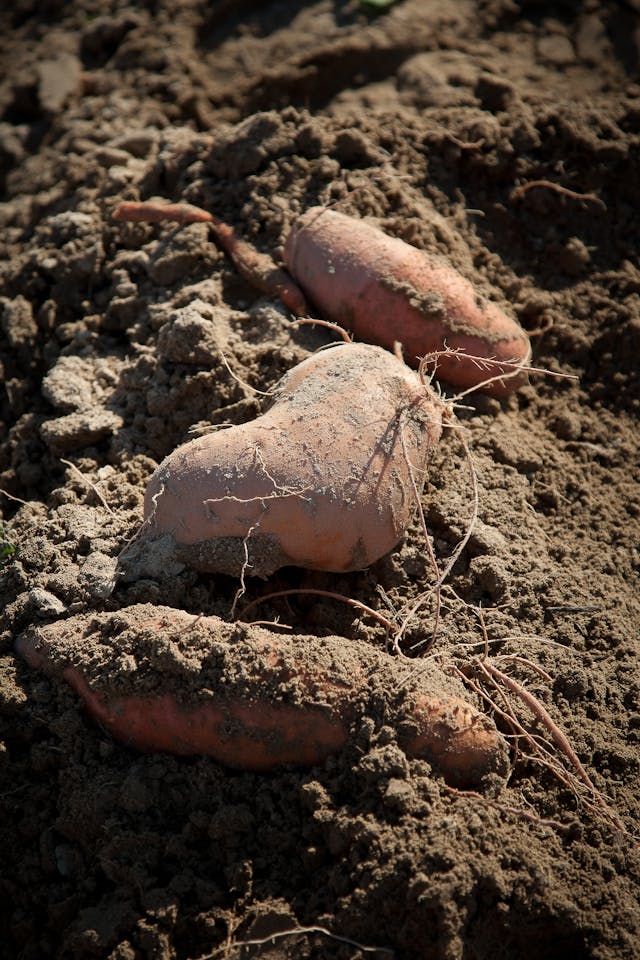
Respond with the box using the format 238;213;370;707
284;207;531;395
133;343;443;579
63;675;350;768
16;606;509;786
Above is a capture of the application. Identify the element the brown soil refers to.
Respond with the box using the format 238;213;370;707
1;1;640;959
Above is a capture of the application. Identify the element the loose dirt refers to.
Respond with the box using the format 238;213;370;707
1;2;639;959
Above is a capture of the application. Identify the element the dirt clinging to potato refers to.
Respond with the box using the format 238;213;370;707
1;2;640;959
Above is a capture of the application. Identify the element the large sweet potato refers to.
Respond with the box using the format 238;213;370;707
126;342;443;580
16;605;508;787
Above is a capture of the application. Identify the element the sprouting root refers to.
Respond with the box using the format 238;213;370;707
448;609;631;836
418;346;578;402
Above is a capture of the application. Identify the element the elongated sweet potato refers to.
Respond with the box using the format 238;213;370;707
16;605;508;787
124;342;443;580
113;199;530;395
284;207;531;395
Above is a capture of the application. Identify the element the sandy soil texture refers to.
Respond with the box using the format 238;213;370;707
1;2;639;958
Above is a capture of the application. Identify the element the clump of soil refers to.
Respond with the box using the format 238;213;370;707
1;2;639;959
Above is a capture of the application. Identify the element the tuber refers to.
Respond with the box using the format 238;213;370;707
124;342;443;580
284;207;531;396
113;199;531;395
16;604;509;787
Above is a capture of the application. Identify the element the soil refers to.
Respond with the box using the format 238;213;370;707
1;1;640;959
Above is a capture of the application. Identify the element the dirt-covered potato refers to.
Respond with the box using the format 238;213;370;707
285;207;531;395
124;342;443;579
16;605;508;787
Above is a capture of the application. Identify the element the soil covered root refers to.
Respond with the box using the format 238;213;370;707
16;604;508;788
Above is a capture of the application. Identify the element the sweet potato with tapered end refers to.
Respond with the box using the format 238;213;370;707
284;207;531;396
123;343;443;580
15;605;508;786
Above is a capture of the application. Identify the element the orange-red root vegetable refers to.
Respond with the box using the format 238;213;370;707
123;343;443;580
16;605;508;786
284;207;531;396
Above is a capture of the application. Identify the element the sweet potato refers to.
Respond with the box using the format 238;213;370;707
113;199;530;395
16;605;508;787
284;207;531;395
124;342;443;580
